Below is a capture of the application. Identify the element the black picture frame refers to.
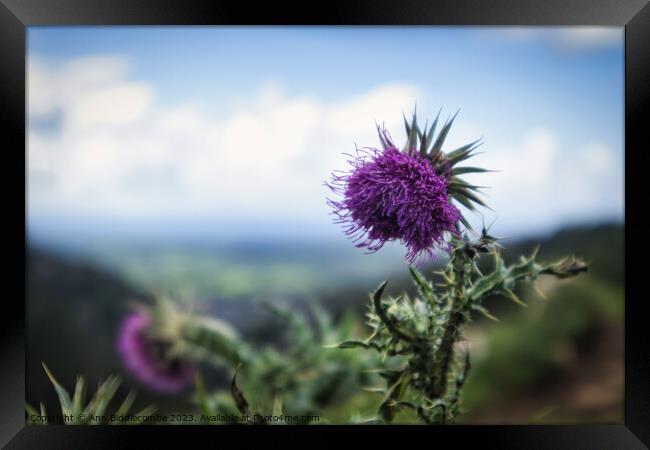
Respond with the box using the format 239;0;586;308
1;0;647;448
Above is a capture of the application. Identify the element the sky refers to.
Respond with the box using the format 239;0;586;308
27;27;624;244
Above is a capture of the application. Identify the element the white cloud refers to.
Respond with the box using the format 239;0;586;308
28;56;419;222
69;82;154;127
28;55;622;239
462;129;622;235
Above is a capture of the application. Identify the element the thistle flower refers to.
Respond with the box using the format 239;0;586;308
327;110;488;264
116;311;195;394
328;145;460;263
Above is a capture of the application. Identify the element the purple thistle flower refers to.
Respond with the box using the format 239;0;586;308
116;311;195;394
327;142;461;264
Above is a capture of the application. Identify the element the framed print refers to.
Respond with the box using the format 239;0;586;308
1;0;648;448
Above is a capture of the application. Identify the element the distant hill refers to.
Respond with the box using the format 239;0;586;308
26;221;623;412
503;222;624;285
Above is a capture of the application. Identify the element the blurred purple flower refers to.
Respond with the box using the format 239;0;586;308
327;143;460;264
116;311;194;394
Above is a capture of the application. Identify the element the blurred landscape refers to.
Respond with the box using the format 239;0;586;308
27;221;623;424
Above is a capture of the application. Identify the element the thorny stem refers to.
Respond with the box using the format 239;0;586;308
431;249;468;399
426;245;473;422
431;311;463;399
352;230;588;425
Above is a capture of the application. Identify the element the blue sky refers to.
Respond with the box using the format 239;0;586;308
27;27;624;244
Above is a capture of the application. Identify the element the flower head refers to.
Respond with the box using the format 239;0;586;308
116;311;195;394
327;110;487;264
328;144;460;264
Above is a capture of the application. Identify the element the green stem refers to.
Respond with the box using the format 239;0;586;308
430;309;464;398
429;249;470;403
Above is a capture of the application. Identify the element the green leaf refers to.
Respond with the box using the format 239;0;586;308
72;375;86;417
419;119;429;156
125;405;157;425
193;372;213;417
378;400;396;422
372;280;389;313
362;386;387;394
272;395;284;417
469;270;505;301
452;193;478;211
403;111;412;137
372;281;417;343
403;110;419;154
497;287;528;308
394;400;418;410
458;214;473;231
427;109;442;149
42;362;73;418
230;364;251;416
445;139;482;166
449;186;488;208
331;340;380;351
114;390;137;418
25;403;39;425
376;124;388;149
470;304;499;321
430;111;458;156
89;375;121;422
452;166;491;176
25;403;38;416
408;266;436;302
541;256;589;279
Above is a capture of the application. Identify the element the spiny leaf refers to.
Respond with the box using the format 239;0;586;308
272;395;284;417
450;186;488;208
25;403;38;416
72;375;86;417
452;192;479;211
430;111;459;156
230;364;251;416
372;281;417;343
403;111;419;154
449;176;486;190
362;386;387;394
42;362;73;417
378;399;396;421
426;109;442;151
376;124;388;149
470;304;499;321
114;390;137;418
458;213;474;231
90;375;121;421
419;119;430;156
403;111;412;137
374;369;405;383
452;166;492;176
498;287;528;308
408;266;436;301
194;372;213;416
532;282;547;300
125;405;156;425
330;340;380;351
542;256;589;279
445;139;482;166
469;269;506;302
25;403;39;423
394;400;418;410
